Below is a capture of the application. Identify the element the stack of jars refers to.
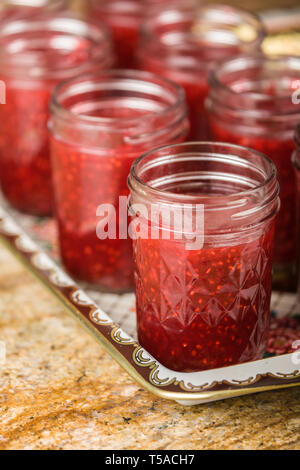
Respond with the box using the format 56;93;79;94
0;0;299;373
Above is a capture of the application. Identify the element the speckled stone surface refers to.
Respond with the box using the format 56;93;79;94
0;0;298;451
0;245;299;450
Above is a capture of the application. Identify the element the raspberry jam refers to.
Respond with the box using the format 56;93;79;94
49;71;189;293
128;143;279;372
292;125;300;297
88;0;173;68
207;56;300;291
0;15;112;216
138;4;265;139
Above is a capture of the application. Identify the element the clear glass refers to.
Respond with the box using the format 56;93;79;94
292;124;300;300
137;3;265;139
88;0;193;67
207;55;300;292
0;14;113;216
0;0;68;20
49;70;189;293
128;142;279;372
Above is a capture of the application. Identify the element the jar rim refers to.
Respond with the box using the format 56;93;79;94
0;13;112;80
0;0;67;10
88;0;183;19
50;69;187;132
89;0;142;18
209;54;300;115
140;3;265;63
129;141;278;207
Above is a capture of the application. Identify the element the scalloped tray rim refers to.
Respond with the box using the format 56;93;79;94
0;204;299;406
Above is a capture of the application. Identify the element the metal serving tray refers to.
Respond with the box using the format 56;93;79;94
0;199;299;406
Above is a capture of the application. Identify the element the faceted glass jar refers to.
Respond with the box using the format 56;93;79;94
137;4;265;139
207;55;300;291
128;142;279;372
49;70;189;293
0;14;113;216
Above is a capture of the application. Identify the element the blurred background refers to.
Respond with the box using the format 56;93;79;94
69;0;300;55
70;0;300;11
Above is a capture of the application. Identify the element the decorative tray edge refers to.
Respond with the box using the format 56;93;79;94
0;204;300;406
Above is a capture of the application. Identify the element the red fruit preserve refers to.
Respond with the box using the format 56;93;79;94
129;143;279;372
0;15;113;216
88;0;174;68
138;4;265;139
207;55;300;291
292;124;300;298
49;71;189;293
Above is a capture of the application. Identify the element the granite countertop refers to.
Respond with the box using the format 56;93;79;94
0;245;299;450
0;0;299;452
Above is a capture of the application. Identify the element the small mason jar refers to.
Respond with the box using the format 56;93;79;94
207;55;300;292
128;142;279;372
0;0;68;20
137;4;265;139
87;0;179;68
0;14;113;216
49;70;189;293
292;124;300;298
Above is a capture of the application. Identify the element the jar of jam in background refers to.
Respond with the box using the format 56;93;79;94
207;55;300;292
0;0;68;20
49;70;189;293
87;0;194;68
0;14;113;216
87;0;157;68
128;142;279;372
292;123;300;298
137;3;265;139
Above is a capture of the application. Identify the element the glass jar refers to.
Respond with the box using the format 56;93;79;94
0;14;113;216
128;142;279;372
87;0;191;68
292;124;300;298
207;55;300;292
0;0;68;20
49;70;189;293
137;4;265;139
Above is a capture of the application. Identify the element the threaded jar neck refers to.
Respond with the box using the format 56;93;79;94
208;55;300;135
129;142;279;244
0;14;113;80
139;4;265;73
49;69;189;151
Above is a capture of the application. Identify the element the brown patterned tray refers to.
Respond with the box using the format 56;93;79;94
0;198;300;406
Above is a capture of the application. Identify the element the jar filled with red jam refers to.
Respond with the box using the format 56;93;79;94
88;0;180;68
292;124;300;298
0;14;113;216
128;142;279;372
49;70;189;293
137;4;265;139
207;55;300;291
0;0;67;21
